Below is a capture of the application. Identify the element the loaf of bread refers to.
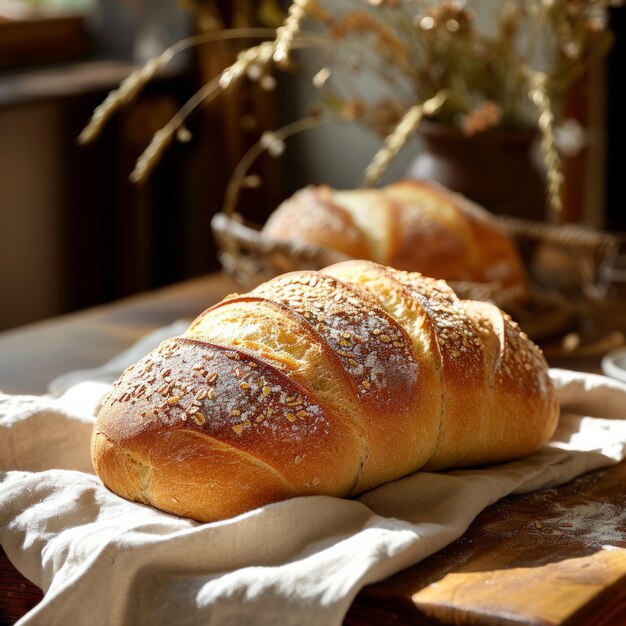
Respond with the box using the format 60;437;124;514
262;179;527;291
92;260;558;522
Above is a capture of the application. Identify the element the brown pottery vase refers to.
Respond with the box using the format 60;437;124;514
407;120;548;222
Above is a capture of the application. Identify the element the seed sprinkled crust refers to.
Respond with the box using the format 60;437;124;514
95;258;556;525
250;270;419;407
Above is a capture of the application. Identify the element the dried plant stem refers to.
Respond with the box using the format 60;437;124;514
78;55;173;145
526;68;563;223
129;42;274;183
130;74;221;183
223;114;326;218
130;34;331;183
130;41;277;182
78;27;279;145
274;0;311;67
363;90;449;187
217;41;276;90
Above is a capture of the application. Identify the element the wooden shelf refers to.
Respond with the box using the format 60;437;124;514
0;14;90;71
0;59;144;109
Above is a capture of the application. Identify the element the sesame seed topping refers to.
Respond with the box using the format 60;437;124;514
207;388;216;400
206;373;218;383
232;424;244;435
372;329;382;336
195;389;207;401
262;385;271;396
286;413;297;422
295;455;303;465
336;350;354;358
379;335;391;343
361;380;371;389
239;382;251;390
231;409;241;416
193;413;206;425
166;395;181;405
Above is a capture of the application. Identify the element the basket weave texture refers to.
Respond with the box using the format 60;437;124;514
211;210;622;343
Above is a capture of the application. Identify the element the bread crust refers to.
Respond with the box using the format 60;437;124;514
262;180;527;291
92;262;558;522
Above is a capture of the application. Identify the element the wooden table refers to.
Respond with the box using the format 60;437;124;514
2;272;626;626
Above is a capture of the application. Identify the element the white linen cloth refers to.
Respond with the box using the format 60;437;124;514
2;323;626;626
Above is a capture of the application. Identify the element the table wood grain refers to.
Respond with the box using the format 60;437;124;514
0;273;238;396
346;460;626;626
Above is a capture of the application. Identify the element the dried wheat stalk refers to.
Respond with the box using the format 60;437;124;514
363;90;449;187
78;28;278;146
223;113;325;217
526;68;564;223
273;0;312;67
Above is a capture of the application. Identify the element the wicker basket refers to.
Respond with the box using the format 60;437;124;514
211;208;623;349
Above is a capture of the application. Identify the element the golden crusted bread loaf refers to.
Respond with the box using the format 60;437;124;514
262;179;527;291
92;261;558;522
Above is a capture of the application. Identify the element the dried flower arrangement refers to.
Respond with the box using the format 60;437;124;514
80;0;622;223
307;0;623;216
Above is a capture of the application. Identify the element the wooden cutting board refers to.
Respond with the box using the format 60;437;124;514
346;459;626;625
3;460;626;625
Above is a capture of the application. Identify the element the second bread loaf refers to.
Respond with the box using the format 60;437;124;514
262;179;527;291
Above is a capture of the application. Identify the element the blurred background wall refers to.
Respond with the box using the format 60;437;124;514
0;0;624;331
0;0;280;331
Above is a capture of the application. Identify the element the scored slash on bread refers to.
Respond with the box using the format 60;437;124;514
92;261;558;522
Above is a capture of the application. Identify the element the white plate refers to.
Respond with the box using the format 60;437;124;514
601;347;626;384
